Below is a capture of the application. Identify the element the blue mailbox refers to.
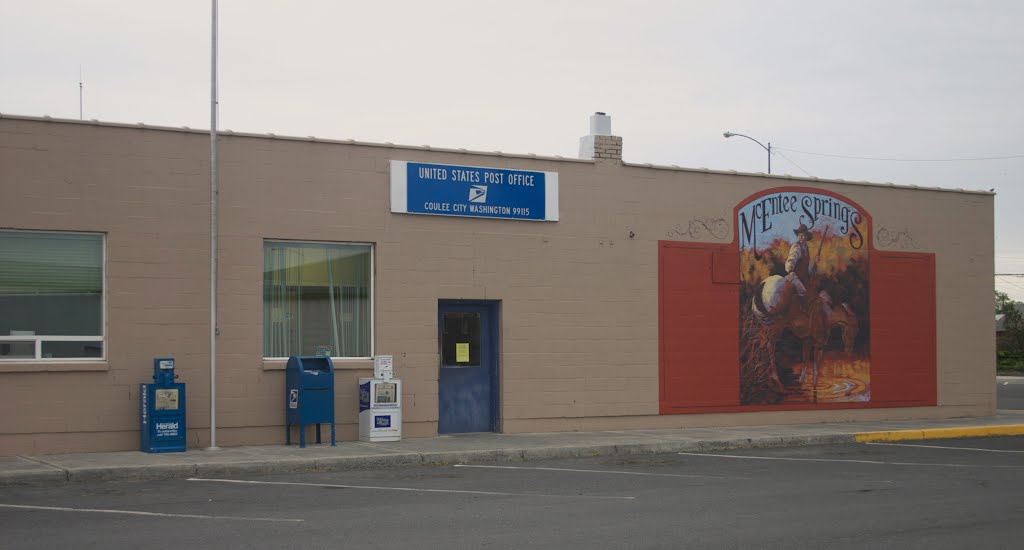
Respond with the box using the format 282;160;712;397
140;358;186;453
285;356;336;447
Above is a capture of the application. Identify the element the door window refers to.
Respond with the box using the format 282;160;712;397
441;312;480;367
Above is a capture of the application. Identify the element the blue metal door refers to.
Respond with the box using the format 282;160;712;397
438;301;499;434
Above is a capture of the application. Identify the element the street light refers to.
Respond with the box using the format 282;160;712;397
723;131;771;174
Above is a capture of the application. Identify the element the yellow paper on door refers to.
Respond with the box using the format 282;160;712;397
456;343;470;363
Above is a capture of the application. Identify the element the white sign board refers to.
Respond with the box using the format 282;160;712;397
374;355;394;379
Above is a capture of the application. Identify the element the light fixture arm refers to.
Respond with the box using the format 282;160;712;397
723;131;772;174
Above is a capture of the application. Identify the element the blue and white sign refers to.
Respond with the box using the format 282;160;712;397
155;421;180;438
390;160;559;221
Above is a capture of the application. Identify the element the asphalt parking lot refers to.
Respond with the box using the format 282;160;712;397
998;376;1024;409
2;436;1022;550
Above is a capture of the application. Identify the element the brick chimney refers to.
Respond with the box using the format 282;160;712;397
578;112;622;162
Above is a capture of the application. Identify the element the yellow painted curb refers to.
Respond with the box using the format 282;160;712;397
854;425;1024;442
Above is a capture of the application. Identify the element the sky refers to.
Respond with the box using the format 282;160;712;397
2;0;1023;300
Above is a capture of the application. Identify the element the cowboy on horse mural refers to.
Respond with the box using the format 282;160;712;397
785;223;814;308
738;190;870;407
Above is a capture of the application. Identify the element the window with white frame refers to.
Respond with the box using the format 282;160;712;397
263;240;372;358
0;231;105;360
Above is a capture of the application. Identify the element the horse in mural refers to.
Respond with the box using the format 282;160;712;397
827;301;860;355
751;274;859;402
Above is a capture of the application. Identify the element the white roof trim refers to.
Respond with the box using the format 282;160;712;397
0;112;995;196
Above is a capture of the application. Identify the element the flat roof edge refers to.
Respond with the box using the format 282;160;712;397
0;113;995;195
621;162;994;196
0;112;592;164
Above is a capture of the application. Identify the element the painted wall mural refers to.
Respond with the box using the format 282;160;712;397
738;190;871;406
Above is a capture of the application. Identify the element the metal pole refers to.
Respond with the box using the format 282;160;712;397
723;132;772;175
208;0;220;450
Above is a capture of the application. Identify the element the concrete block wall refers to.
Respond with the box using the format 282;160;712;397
0;118;211;453
0;115;995;454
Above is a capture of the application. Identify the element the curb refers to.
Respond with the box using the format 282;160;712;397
0;469;67;486
0;434;851;488
854;424;1024;442
2;428;1018;488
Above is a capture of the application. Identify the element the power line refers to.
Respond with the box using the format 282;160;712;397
997;279;1024;293
995;275;1024;293
771;149;813;178
774;147;1024;163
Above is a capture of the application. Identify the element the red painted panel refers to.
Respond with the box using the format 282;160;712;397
712;251;740;284
660;187;937;414
659;242;740;410
870;252;937;406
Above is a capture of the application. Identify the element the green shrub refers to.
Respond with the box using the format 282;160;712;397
996;291;1024;373
997;350;1024;373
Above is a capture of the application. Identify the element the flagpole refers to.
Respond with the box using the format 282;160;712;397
207;0;220;450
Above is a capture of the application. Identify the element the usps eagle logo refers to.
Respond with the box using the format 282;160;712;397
469;185;488;203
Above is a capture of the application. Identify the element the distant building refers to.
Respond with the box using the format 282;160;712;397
996;302;1024;339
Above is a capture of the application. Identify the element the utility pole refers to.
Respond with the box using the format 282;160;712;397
208;0;220;451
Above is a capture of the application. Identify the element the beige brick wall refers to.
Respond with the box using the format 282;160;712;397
592;135;623;160
0;118;211;454
0;116;995;455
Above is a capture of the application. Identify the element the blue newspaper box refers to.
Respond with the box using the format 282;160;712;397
140;358;187;453
285;355;336;447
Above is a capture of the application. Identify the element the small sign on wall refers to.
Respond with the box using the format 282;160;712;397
456;343;470;363
390;160;559;221
374;355;393;379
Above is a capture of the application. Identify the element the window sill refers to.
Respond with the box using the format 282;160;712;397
262;358;374;371
0;361;110;373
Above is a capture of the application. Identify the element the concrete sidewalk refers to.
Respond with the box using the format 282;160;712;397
4;411;1024;488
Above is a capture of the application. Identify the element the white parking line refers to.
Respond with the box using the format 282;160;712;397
0;503;304;522
677;452;1024;468
867;442;1024;453
453;464;747;479
188;478;635;500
